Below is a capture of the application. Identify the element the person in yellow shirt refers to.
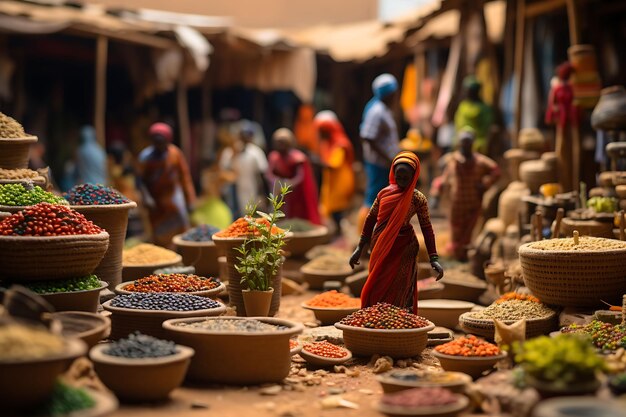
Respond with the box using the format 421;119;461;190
314;111;356;236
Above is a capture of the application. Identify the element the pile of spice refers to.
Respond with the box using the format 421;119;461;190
470;299;554;321
277;218;315;232
0;112;26;138
0;183;66;206
435;335;501;357
214;217;284;238
0;324;65;360
340;303;431;329
289;339;299;350
527;236;626;251
110;293;222;311
64;183;130;205
381;387;459;408
180;224;221;242
175;318;285;332
122;243;180;266
0;168;42;181
303;254;351;272
103;332;177;358
495;292;540;303
121;274;220;293
562;320;626;351
36;382;95;417
302;341;349;358
304;290;361;308
22;274;102;294
0;203;103;236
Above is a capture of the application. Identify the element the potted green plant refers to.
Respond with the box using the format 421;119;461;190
235;185;290;316
514;334;605;398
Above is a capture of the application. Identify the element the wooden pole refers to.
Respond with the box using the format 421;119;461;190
94;35;108;147
513;0;526;145
177;72;192;163
201;72;213;163
566;0;580;45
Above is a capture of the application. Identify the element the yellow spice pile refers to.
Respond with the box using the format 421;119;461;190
123;243;180;266
528;236;626;251
0;324;65;360
0;112;26;138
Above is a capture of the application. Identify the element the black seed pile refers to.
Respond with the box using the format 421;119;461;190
103;332;177;358
110;293;222;311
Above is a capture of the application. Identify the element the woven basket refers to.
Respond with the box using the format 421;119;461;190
172;235;221;277
458;311;558;340
518;242;626;306
0;136;38;169
71;202;137;289
102;299;226;340
0;177;48;189
283;225;331;258
0;232;109;280
212;234;291;317
335;322;435;358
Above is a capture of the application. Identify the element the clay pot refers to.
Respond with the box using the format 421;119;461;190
0;136;38;169
416;299;475;329
376;371;472;394
498;182;530;227
172;234;221;277
39;280;108;313
518;128;545;152
242;288;274;317
121;254;183;282
592;86;626;131
504;149;541;182
282;225;331;258
433;351;507;379
519;160;556;194
301;303;360;326
52;311;111;348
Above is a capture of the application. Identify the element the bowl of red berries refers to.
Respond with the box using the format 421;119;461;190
335;303;435;358
299;341;352;367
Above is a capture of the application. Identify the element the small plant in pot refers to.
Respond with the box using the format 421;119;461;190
235;184;290;317
514;334;605;398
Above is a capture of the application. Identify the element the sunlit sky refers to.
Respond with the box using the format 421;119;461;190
379;0;437;21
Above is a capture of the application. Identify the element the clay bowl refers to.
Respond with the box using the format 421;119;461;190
114;280;226;299
172;234;221;277
52;311;111;348
0;337;86;412
299;344;352;367
335;322;435;359
283;225;331;258
0;232;109;281
432;351;507;379
121;254;183;282
616;185;626;199
533;397;626;417
90;343;194;402
300;265;353;290
162;316;303;385
437;278;487;303
377;371;472;394
39;280;108;313
377;394;469;417
301;303;360;326
417;281;445;300
416;299;475;329
102;299;226;340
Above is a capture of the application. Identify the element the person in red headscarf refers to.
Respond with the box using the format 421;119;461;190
349;151;443;313
314;111;355;235
138;122;197;247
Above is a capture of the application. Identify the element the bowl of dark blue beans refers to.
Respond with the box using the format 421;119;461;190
89;332;194;402
102;293;226;340
172;225;222;277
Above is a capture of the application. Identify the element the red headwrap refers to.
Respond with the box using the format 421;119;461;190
149;122;173;142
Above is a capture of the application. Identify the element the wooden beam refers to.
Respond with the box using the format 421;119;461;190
177;73;192;163
513;0;526;143
566;0;580;45
94;35;108;148
67;25;178;50
525;0;566;18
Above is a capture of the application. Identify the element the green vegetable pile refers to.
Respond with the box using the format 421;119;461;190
587;196;617;213
514;334;605;386
34;382;95;416
22;275;102;294
0;183;67;206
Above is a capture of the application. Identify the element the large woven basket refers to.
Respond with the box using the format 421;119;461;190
72;202;137;289
335;322;435;358
0;136;38;169
0;232;109;280
0;177;48;189
172;234;221;277
518;242;626;306
458;311;558;340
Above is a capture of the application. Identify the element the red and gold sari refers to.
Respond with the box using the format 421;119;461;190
360;151;438;313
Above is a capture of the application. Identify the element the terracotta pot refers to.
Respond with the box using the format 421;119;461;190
121;255;183;283
90;343;194;402
433;351;507;379
592;86;626;131
172;234;221;277
301;303;360;326
72;202;137;289
503;149;541;182
39;280;108;313
498;182;530;227
282;225;331;258
416;299;475;329
0;136;38;169
242;288;274;317
376;371;472;394
52;311;111;348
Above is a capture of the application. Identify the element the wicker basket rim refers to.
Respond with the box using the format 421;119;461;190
300;303;360;312
432;350;507;361
89;343;194;365
115;281;225;296
459;310;557;324
335;322;435;334
0;135;38;143
299;347;352;364
0;337;85;364
0;178;47;184
0;230;109;242
172;234;217;247
101;299;226;317
122;254;183;268
36;280;108;296
161;316;304;337
518;242;626;254
68;201;137;211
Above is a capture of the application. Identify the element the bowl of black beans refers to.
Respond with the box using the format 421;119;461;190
102;293;226;340
89;332;194;402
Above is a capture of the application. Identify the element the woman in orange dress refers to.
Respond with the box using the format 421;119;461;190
349;151;443;313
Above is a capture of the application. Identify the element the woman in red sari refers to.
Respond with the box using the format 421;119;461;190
267;128;321;224
349;151;443;313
